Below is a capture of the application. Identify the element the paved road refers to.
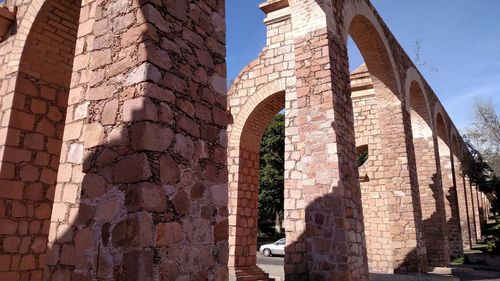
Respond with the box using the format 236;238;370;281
256;253;284;266
256;252;284;279
256;253;500;281
452;268;500;281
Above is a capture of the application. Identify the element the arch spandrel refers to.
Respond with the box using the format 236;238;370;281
229;78;288;146
341;1;401;95
434;106;451;147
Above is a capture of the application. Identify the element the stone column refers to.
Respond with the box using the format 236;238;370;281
46;1;229;280
465;178;478;244
372;77;427;273
225;3;295;279
352;67;394;274
413;135;449;266
441;152;463;259
474;187;482;239
453;157;471;250
284;1;368;280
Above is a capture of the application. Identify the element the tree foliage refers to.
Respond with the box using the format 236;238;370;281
258;114;285;230
464;98;500;176
463;98;500;213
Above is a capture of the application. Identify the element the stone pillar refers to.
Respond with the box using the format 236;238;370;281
372;77;427;273
284;1;368;280
481;193;489;220
46;1;229;280
465;179;478;244
225;2;295;279
352;66;394;274
474;187;482;239
441;152;463;259
453;157;471;250
478;190;486;233
413;135;449;266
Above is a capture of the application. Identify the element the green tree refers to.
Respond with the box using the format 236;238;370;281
464;98;500;215
259;114;285;235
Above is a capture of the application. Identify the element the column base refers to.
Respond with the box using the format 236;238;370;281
229;265;273;281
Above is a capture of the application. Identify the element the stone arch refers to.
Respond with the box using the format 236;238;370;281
350;64;394;273
435;110;464;258
405;70;450;266
451;131;472;250
344;4;426;272
229;78;287;148
435;109;450;147
407;82;433;137
404;67;433;130
227;77;287;275
0;0;62;100
450;131;462;160
342;1;401;95
0;0;82;279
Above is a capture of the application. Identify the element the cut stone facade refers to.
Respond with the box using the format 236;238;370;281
0;0;491;280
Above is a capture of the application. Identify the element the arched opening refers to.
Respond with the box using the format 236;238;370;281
451;134;473;250
228;91;285;278
226;2;295;278
0;0;82;279
348;12;425;273
408;80;450;267
350;61;393;274
436;112;463;259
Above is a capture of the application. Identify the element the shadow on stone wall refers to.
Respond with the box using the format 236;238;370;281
284;192;369;281
445;185;464;259
44;0;229;280
419;172;449;268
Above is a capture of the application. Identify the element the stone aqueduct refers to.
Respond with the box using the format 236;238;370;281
0;0;491;280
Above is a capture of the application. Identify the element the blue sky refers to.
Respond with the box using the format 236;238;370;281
227;0;500;129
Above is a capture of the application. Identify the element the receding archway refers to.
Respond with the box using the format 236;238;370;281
228;90;285;278
0;0;82;279
347;9;426;272
407;76;450;267
451;133;473;250
435;111;463;259
351;63;394;273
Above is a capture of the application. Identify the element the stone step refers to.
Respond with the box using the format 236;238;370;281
230;266;273;281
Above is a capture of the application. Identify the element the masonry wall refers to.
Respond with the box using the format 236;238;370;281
452;155;471;250
286;26;368;279
47;1;229;280
226;12;295;276
2;0;229;280
413;136;450;265
473;187;482;239
466;178;478;244
0;0;487;280
441;151;463;259
0;1;80;280
352;69;393;274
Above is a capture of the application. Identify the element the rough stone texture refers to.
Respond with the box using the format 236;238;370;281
226;3;294;277
473;185;482;240
352;67;393;274
227;0;483;279
1;0;228;280
452;143;472;251
406;78;450;267
0;0;489;280
465;178;479;245
0;1;80;280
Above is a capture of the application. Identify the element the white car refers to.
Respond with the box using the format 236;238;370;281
259;238;286;257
